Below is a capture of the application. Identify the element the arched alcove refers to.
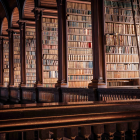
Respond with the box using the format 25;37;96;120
2;17;8;35
12;7;19;27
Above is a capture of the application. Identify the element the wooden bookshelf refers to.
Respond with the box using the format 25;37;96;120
67;1;93;88
42;17;58;87
104;0;140;87
26;27;36;87
3;40;9;87
13;34;20;87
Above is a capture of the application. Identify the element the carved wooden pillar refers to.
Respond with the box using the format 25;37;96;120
80;126;91;139
104;124;116;140
64;127;78;140
0;38;3;86
55;0;67;87
25;131;35;140
116;123;128;140
35;10;43;87
52;128;64;140
39;129;50;140
88;0;106;88
19;22;26;87
93;125;104;140
9;30;14;87
129;122;139;140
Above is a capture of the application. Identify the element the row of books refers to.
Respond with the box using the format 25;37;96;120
42;31;58;36
14;43;20;47
43;71;58;78
106;35;137;46
68;42;92;48
105;7;135;16
43;54;58;60
68;81;91;88
107;80;138;87
4;69;9;72
42;23;58;28
42;18;58;23
106;54;139;63
26;64;36;68
3;41;9;86
107;71;139;78
14;71;20;76
104;0;137;9
26;55;36;60
67;2;91;10
106;46;138;54
68;75;93;81
42;40;58;45
68;54;92;61
43;79;57;83
26;43;36;47
26;69;36;72
68;22;92;28
68;35;92;41
63;93;88;102
26;84;34;87
42;27;58;31
42;49;58;54
26;47;36;51
42;45;58;49
26;31;36;36
27;77;36;80
42;36;58;40
43;60;58;66
105;15;139;23
26;51;35;55
26;60;36;64
39;92;54;102
68;62;93;68
14;60;20;63
68;29;92;35
26;80;36;84
67;9;91;15
106;63;139;71
68;48;92;54
43;66;58;71
67;15;91;22
43;84;55;88
22;91;33;100
68;69;93;75
105;23;140;34
26;73;36;76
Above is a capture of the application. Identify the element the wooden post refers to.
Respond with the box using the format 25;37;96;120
19;22;26;87
9;30;14;87
55;0;67;87
129;122;139;140
88;0;106;88
0;38;3;86
35;10;43;87
93;125;104;140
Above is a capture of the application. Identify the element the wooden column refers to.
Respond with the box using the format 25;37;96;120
55;0;67;87
93;125;104;140
64;127;78;140
0;38;3;86
19;22;26;87
129;122;139;140
9;30;14;87
80;126;91;139
35;10;43;87
104;124;116;140
116;123;128;140
88;0;106;88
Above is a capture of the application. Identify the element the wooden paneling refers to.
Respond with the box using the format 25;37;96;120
24;0;35;19
2;17;8;35
12;7;19;27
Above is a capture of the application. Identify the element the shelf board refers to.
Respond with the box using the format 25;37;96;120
68;47;92;49
107;70;139;72
106;53;138;55
68;33;92;36
68;74;92;75
106;62;139;64
67;20;91;23
68;68;93;70
105;45;138;47
68;27;92;29
105;20;138;24
107;78;139;80
68;40;92;42
68;60;92;62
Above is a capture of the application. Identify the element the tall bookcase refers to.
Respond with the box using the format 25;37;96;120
66;0;93;88
26;27;36;87
104;0;140;87
3;40;9;87
13;34;20;87
42;17;58;87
